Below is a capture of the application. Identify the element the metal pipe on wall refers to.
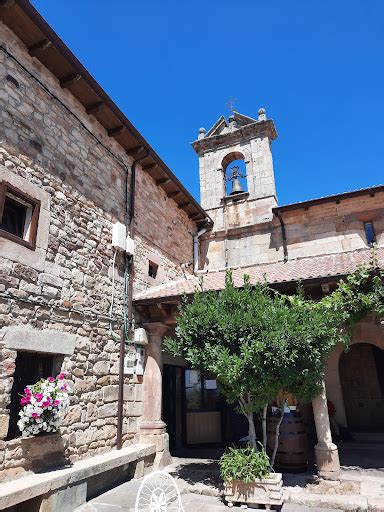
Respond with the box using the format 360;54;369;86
116;149;149;450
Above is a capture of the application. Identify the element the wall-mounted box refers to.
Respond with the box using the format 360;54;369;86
112;222;126;251
126;235;135;256
124;346;145;376
134;327;148;345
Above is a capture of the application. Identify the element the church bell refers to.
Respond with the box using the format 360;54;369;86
230;177;244;195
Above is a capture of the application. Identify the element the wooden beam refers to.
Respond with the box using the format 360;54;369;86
0;0;15;7
126;145;143;156
178;201;190;209
108;126;125;136
167;191;181;198
28;39;52;57
60;73;81;88
86;101;104;115
188;213;203;219
142;163;158;171
156;178;171;186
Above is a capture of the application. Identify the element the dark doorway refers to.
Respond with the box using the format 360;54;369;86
163;365;184;450
7;352;54;439
163;365;248;451
339;343;384;432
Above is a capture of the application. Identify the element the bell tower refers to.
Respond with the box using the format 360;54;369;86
191;108;279;270
192;108;278;213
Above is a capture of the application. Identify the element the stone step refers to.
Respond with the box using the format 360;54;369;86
285;491;383;511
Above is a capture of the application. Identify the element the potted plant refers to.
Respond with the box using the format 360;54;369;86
17;373;70;436
219;445;283;509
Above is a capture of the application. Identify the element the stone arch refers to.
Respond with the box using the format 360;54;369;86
325;318;384;427
221;151;246;172
218;147;253;196
215;146;252;171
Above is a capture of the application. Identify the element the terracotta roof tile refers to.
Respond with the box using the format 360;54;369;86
133;248;384;303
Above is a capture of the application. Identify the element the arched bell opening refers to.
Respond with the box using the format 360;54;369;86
221;152;248;197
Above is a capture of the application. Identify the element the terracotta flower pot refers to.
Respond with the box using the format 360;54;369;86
224;473;283;509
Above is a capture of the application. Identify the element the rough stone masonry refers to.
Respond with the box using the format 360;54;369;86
0;18;196;482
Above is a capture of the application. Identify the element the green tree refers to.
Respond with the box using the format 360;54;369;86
165;262;383;459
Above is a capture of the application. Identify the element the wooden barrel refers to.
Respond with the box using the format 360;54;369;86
267;412;308;472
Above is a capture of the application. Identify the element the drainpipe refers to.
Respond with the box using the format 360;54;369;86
276;211;288;262
117;149;149;450
193;227;207;273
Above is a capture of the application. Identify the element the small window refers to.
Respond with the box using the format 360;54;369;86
148;261;158;279
7;352;54;440
185;369;220;411
0;182;40;249
364;221;376;246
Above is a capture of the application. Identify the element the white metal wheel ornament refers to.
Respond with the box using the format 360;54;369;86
135;470;184;512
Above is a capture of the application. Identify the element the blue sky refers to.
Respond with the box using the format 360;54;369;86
32;1;384;205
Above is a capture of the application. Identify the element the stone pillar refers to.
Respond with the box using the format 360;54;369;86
312;381;340;479
139;322;172;467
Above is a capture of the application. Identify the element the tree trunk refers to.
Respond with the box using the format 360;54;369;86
247;412;257;449
270;407;284;468
238;394;257;449
262;403;268;451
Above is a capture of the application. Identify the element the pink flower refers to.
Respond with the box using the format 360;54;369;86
20;397;30;406
60;383;68;391
24;388;32;396
57;373;65;380
34;393;43;401
47;377;55;383
53;400;60;406
31;413;39;419
42;399;51;407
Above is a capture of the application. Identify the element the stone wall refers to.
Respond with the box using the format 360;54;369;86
134;165;195;292
0;20;195;481
200;191;384;270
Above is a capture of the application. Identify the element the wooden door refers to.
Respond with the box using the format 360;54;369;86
184;369;223;444
340;344;384;431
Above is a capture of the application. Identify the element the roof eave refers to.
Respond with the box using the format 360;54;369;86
0;0;211;225
273;185;384;214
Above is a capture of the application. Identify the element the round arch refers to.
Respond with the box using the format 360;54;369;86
221;151;246;172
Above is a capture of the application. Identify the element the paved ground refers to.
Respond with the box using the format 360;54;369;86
82;480;342;511
81;441;384;511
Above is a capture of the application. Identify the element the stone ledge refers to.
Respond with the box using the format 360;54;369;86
0;443;156;510
3;325;77;355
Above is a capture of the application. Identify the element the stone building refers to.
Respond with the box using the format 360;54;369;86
134;110;384;479
0;2;210;509
0;1;383;510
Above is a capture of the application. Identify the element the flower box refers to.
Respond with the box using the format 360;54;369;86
20;432;68;472
224;473;283;509
18;374;69;437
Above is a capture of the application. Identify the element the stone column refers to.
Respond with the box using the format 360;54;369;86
312;381;340;479
139;322;172;467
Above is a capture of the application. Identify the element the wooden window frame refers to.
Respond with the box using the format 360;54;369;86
0;181;41;250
